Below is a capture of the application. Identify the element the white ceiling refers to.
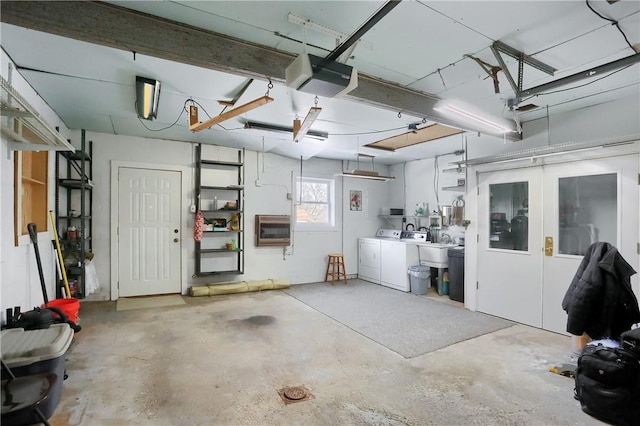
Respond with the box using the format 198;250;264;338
1;1;638;164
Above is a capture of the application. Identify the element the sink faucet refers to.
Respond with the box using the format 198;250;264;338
441;233;452;244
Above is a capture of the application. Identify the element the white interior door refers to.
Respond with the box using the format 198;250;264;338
542;155;640;334
118;167;182;297
477;168;543;327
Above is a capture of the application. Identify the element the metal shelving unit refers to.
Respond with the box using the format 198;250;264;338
194;144;245;277
55;129;92;298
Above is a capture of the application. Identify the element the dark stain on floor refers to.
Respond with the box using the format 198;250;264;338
232;315;276;327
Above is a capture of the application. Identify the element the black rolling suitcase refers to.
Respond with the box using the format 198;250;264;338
621;328;640;358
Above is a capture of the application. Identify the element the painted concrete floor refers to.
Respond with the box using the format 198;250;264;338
50;284;602;425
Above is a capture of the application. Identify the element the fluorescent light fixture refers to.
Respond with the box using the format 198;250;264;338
434;102;514;134
189;95;273;132
244;120;328;140
293;107;322;142
334;154;395;181
335;171;396;181
136;76;161;120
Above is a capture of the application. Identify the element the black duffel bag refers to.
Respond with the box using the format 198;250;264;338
575;343;640;426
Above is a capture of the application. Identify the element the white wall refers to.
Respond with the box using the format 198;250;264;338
388;153;466;231
75;131;387;300
2;46;638;311
463;93;640;160
1;51;70;323
340;168;392;274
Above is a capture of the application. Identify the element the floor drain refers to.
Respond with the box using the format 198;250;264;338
278;385;313;404
284;386;307;400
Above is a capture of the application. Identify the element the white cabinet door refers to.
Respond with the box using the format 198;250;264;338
358;238;380;283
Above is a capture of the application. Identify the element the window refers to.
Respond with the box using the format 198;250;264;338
14;150;49;245
488;181;528;251
558;173;616;256
295;177;335;228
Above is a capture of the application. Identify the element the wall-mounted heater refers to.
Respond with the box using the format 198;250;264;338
136;76;161;120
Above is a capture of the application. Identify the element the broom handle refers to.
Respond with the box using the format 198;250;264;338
50;211;71;298
27;223;48;304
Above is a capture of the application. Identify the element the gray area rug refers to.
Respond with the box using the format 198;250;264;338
283;280;513;358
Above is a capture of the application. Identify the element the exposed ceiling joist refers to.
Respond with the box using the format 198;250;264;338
0;0;520;140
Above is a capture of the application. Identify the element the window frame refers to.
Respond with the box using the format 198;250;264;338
295;176;336;230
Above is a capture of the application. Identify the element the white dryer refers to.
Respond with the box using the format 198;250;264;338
358;229;400;285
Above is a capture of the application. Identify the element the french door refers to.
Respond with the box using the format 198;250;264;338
541;155;638;333
477;167;543;327
477;155;638;333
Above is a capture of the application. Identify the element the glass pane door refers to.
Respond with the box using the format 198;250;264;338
558;173;617;255
489;181;529;251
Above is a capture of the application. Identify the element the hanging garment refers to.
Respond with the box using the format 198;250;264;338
562;242;640;340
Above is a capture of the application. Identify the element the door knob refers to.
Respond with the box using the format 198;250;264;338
174;238;179;243
544;236;553;256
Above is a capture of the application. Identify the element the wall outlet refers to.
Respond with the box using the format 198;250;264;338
190;204;196;213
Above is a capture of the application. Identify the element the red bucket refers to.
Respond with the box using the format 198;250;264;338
44;298;80;325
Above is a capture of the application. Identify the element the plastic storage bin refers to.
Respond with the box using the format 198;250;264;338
1;324;73;424
408;265;431;295
448;247;465;302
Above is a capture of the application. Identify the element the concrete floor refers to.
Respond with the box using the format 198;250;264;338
50;283;601;425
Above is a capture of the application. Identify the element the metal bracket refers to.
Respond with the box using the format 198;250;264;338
490;40;556;108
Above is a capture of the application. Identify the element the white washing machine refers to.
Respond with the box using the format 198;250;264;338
379;231;428;292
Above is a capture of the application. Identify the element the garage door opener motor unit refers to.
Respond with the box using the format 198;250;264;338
286;54;358;98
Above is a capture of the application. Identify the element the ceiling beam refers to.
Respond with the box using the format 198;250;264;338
0;0;520;140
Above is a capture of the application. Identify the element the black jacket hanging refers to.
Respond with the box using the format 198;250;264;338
561;242;640;339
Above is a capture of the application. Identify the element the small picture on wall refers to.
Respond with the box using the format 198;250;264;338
350;190;362;211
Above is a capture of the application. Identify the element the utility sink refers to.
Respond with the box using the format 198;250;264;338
418;243;456;267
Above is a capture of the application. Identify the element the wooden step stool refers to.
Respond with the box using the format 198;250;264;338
325;253;347;285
